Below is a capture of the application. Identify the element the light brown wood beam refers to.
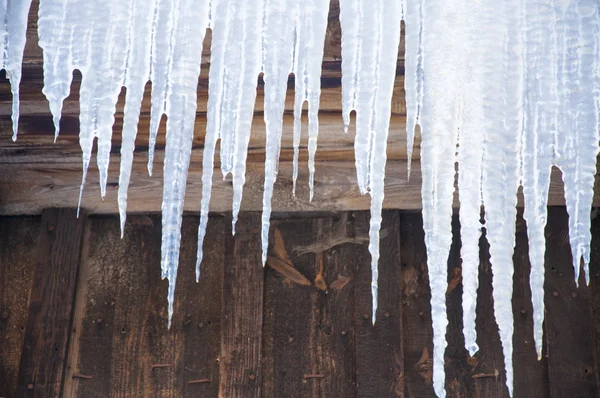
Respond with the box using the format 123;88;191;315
0;151;598;215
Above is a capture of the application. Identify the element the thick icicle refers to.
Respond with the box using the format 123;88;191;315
455;0;484;357
480;2;524;394
554;0;600;286
160;0;210;326
339;0;402;324
418;0;462;395
0;0;32;141
118;0;157;236
260;0;298;265
522;0;559;362
291;0;330;200
196;0;262;279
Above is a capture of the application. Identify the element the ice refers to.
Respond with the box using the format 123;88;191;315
260;0;297;265
553;0;600;287
196;0;262;279
118;0;157;236
339;0;402;323
291;0;330;200
159;0;210;326
403;0;423;178
521;0;560;364
0;0;32;141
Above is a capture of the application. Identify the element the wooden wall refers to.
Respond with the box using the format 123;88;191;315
1;208;600;397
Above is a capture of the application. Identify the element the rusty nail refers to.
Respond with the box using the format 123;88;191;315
552;291;560;298
184;319;192;327
188;378;211;384
363;314;369;320
48;225;55;232
72;374;93;380
27;384;33;390
571;292;578;298
341;330;347;336
198;322;204;328
249;374;256;381
384;312;390;318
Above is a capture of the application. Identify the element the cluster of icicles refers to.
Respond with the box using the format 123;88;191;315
3;0;600;396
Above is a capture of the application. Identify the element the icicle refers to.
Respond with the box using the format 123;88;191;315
260;0;298;265
403;0;423;178
522;0;559;363
339;0;402;323
0;0;32;141
291;0;330;200
418;0;463;394
480;2;524;394
196;0;262;279
160;0;210;327
147;0;177;177
554;0;600;287
118;0;157;236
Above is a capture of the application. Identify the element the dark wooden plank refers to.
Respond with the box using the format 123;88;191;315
179;215;224;398
220;213;264;397
262;214;357;397
399;212;434;397
16;208;86;397
470;229;509;397
590;210;600;398
354;211;404;396
73;215;224;397
443;215;474;396
511;212;549;397
0;216;40;397
544;207;598;398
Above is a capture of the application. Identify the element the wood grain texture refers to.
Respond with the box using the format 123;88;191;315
262;214;358;397
443;216;475;396
16;208;86;397
0;216;40;397
220;213;264;397
354;211;404;397
399;212;435;397
72;215;224;398
472;231;510;397
511;212;550;398
544;207;599;398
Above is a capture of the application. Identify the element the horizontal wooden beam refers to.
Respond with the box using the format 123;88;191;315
0;151;598;215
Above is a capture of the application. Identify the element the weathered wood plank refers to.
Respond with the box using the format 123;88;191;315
72;215;223;397
16;208;86;397
589;211;600;398
2;154;597;216
220;213;264;397
179;216;224;398
262;214;357;397
0;113;411;162
544;207;599;398
399;212;434;397
0;216;40;397
511;212;550;398
471;230;510;397
354;211;404;396
443;216;474;396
